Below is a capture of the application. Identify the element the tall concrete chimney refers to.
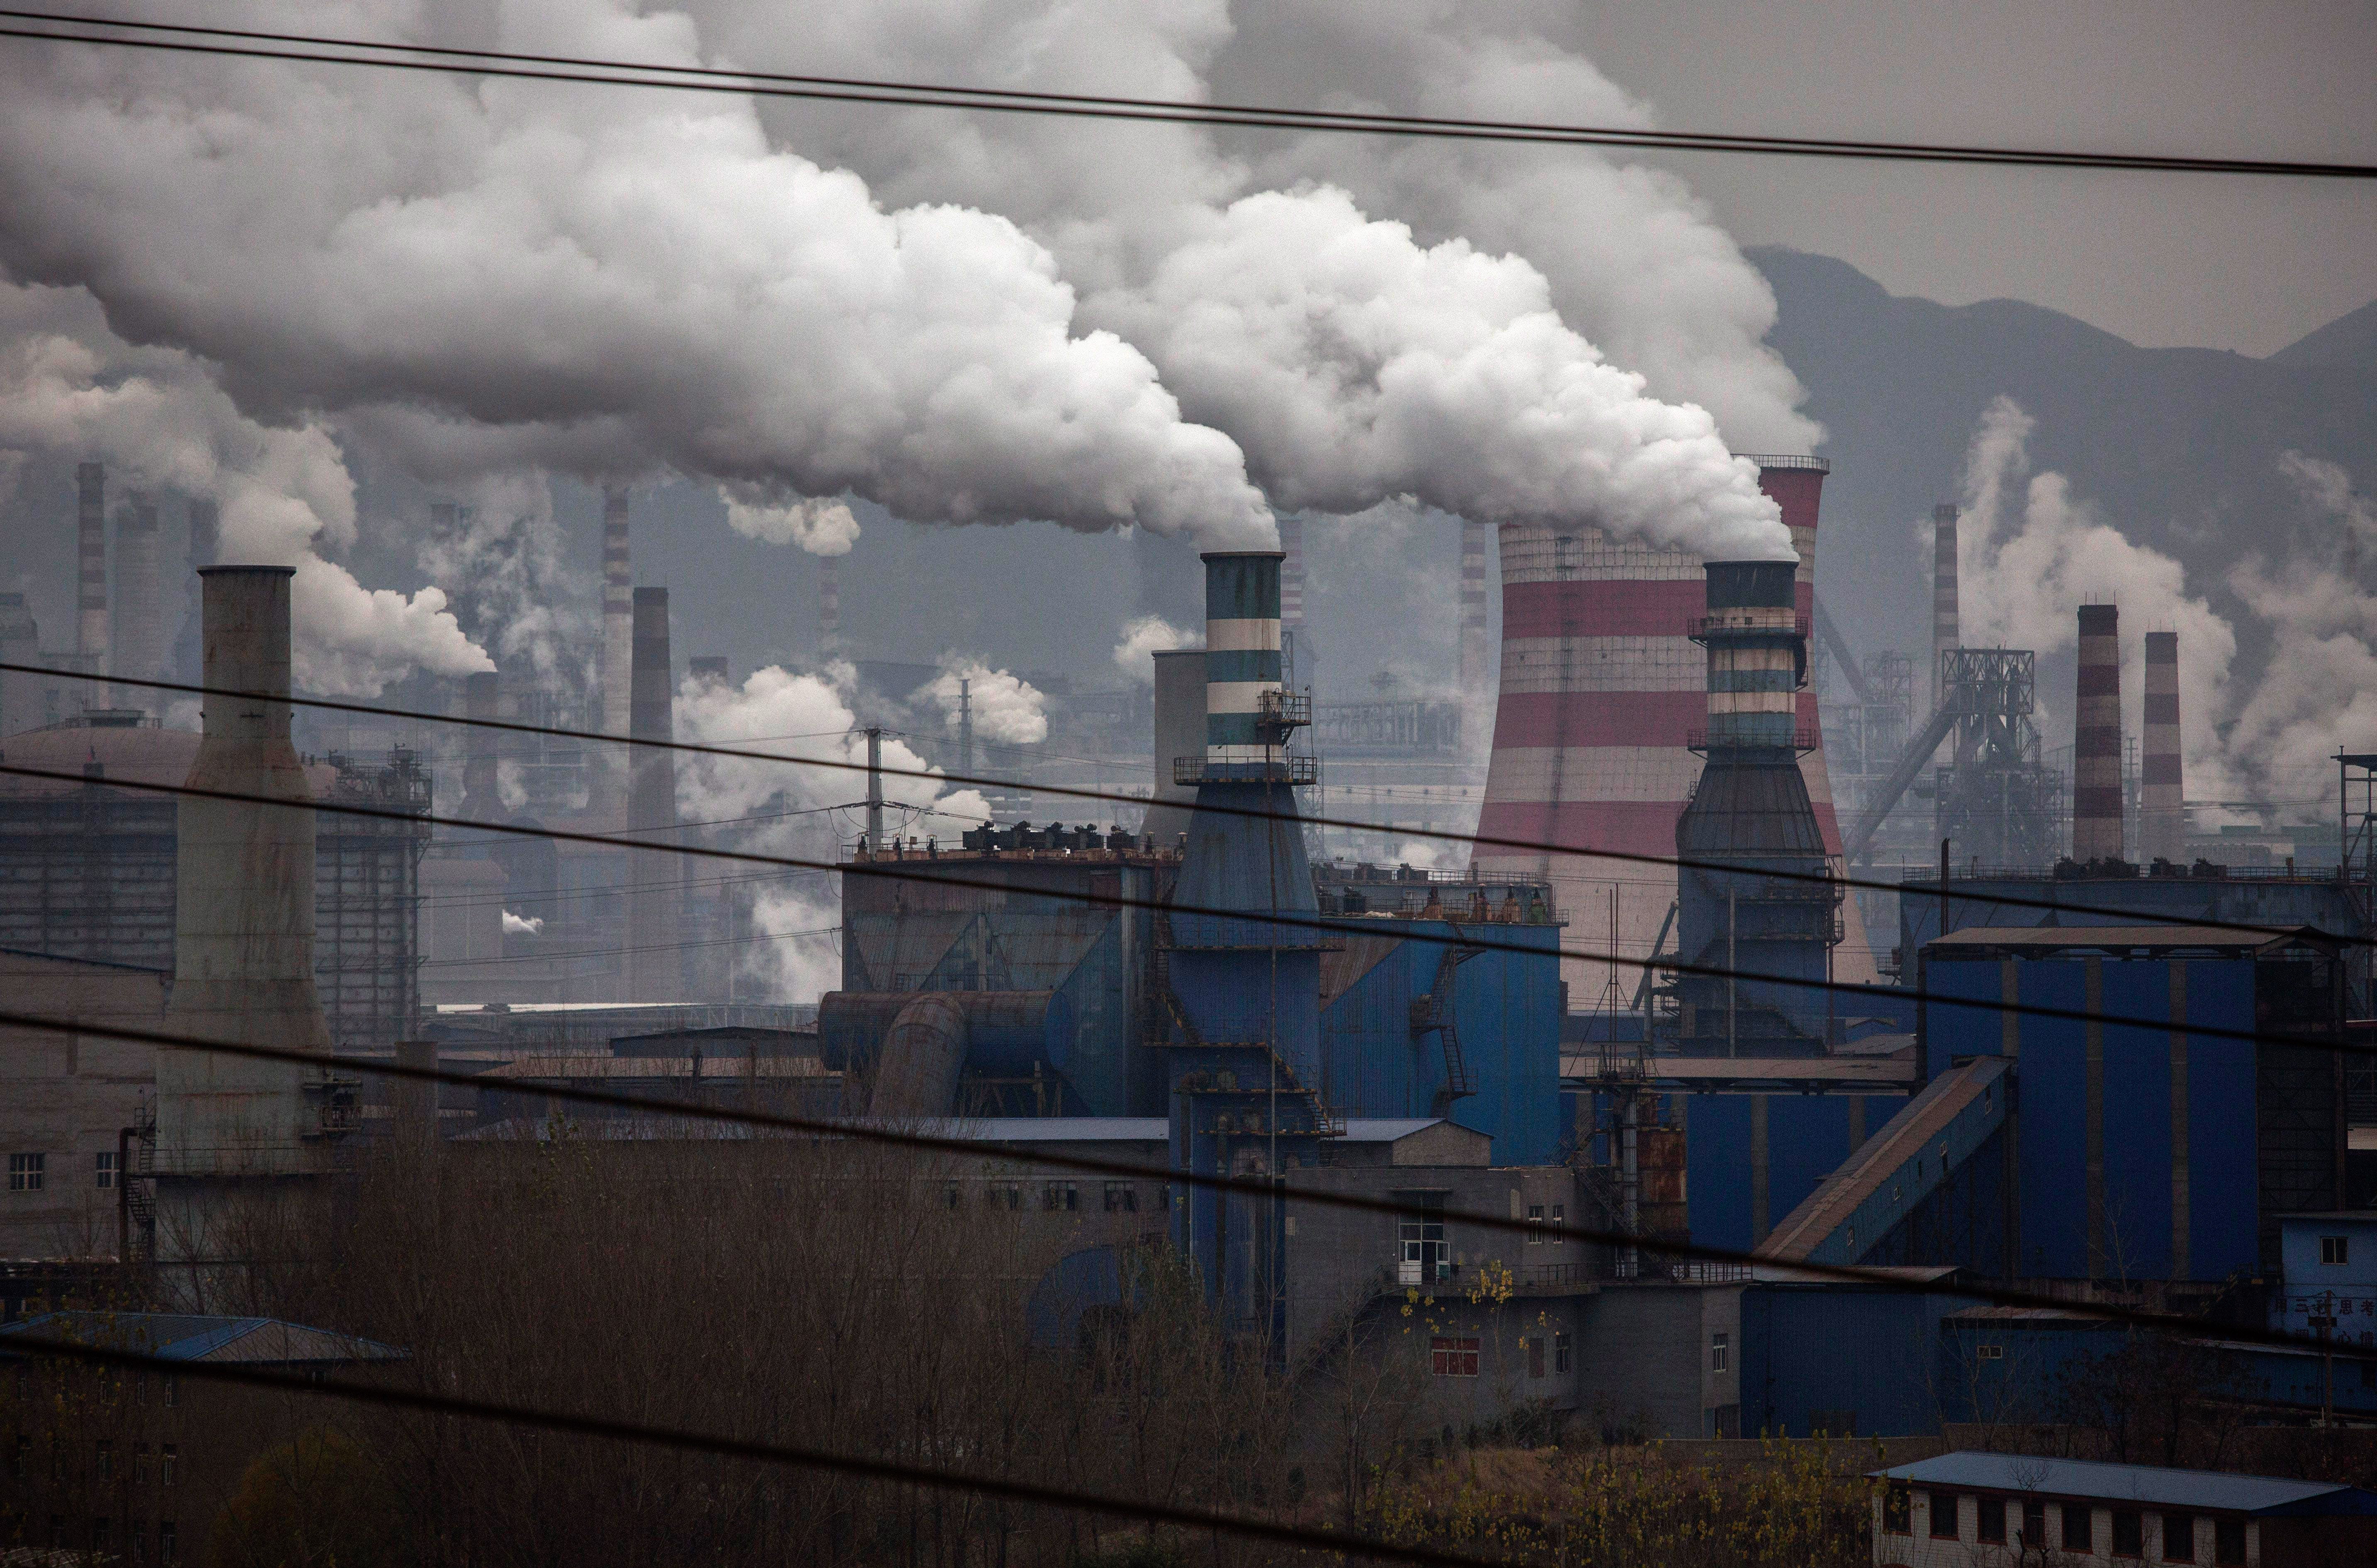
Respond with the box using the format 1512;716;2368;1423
1458;518;1491;716
818;554;842;655
1278;513;1306;637
601;484;633;741
1142;647;1206;841
157;566;336;1177
2140;631;2183;864
1931;504;1960;711
2072;603;2124;862
625;586;684;1000
172;499;218;684
0;593;38;738
1474;454;1878;1006
75;462;108;685
112;491;164;701
460;670;502;820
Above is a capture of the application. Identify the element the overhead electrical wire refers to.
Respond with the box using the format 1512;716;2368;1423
7;756;2370;1068
0;9;2370;180
19;1000;2375;1364
416;921;838;969
0;1334;1496;1568
12;660;2363;956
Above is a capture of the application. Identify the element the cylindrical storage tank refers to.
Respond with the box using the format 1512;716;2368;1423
2073;604;2123;861
1142;648;1206;841
1476;456;1876;1005
158;566;335;1176
2140;631;2183;864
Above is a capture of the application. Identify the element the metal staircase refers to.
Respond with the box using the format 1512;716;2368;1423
1410;936;1483;1109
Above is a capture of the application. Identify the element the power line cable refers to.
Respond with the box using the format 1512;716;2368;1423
0;1333;1494;1568
418;922;838;968
1;10;2371;179
15;661;2363;954
22;1002;2375;1361
7;756;2367;1063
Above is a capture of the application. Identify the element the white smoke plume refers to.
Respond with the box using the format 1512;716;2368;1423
1111;613;1198;683
0;0;1806;569
1956;397;2240;802
0;282;487;695
722;492;861;557
0;5;1273;549
500;910;544;936
917;659;1049;747
677;662;990;1002
2224;454;2377;804
413;473;595;684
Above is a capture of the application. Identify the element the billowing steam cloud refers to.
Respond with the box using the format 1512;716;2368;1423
1112;613;1198;683
677;663;991;1001
722;493;862;558
917;659;1049;747
2225;454;2377;800
1956;397;2240;802
0;5;1272;550
0;0;1803;573
0;282;486;694
413;473;592;685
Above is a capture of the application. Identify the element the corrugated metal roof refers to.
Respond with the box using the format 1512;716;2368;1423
1869;1451;2377;1515
0;1312;405;1366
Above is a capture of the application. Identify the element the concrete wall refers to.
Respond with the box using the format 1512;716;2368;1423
0;951;169;1258
1570;1283;1742;1439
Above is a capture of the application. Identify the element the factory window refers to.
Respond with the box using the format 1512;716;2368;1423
2021;1502;2046;1552
1526;1337;1545;1378
1977;1496;2005;1544
135;1444;150;1485
1526;1203;1545;1241
1928;1491;1961;1539
1401;1215;1449;1284
1554;1331;1571;1373
989;1184;1023;1211
95;1440;112;1480
1880;1483;1911;1535
1977;1343;2004;1360
1549;1203;1564;1243
1709;1331;1729;1373
159;1521;177;1566
1103;1182;1137;1213
2322;1235;2350;1265
95;1152;116;1190
162;1376;175;1409
1430;1336;1479;1377
160;1445;176;1486
2164;1512;2196;1562
943;1183;962;1210
92;1518;110;1554
2111;1507;2143;1557
11;1435;25;1480
1043;1182;1078;1212
2061;1503;2091;1551
8;1154;44;1192
2213;1518;2245;1564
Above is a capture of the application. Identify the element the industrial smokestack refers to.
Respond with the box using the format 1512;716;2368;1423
75;462;107;685
172;500;218;684
460;670;501;820
1142;647;1206;841
2073;603;2124;863
818;553;842;655
2140;630;2183;864
111;491;164;702
625;586;684;1001
1474;454;1877;1006
601;484;633;744
157;565;336;1177
1931;504;1960;710
689;656;730;690
0;593;37;738
1458;518;1490;715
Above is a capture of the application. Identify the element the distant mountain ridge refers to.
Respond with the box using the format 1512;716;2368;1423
1750;246;2377;688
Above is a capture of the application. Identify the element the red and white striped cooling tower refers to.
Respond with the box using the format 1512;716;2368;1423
1474;456;1880;1007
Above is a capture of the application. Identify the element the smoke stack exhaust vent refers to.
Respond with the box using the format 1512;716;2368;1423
2140;630;2183;863
2073;603;2124;862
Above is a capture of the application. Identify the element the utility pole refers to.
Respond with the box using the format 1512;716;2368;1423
864;725;883;851
958;677;974;776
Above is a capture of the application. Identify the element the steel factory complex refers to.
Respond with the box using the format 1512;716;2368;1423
4;455;2375;1467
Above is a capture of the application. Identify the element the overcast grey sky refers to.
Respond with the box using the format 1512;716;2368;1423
1574;0;2377;354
